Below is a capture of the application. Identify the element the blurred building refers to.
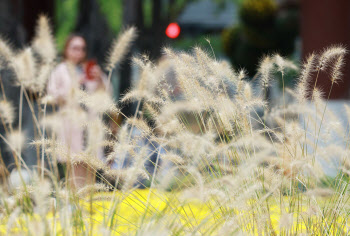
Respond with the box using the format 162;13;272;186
178;0;238;34
302;0;350;99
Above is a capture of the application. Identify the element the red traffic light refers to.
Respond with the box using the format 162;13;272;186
166;23;180;39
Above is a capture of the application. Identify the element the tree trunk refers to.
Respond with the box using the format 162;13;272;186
22;0;54;41
150;0;163;60
119;0;143;118
0;0;25;46
75;0;114;64
0;0;54;170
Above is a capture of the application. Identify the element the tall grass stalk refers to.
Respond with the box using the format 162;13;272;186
1;17;350;235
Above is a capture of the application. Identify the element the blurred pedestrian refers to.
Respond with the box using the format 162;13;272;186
47;34;109;188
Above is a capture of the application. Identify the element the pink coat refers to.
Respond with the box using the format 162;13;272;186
47;62;109;162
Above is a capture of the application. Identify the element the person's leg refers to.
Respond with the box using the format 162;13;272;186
70;163;95;189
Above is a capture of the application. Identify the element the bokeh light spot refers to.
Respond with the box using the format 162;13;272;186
166;23;180;39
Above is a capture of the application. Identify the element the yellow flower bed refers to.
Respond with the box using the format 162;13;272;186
1;189;349;235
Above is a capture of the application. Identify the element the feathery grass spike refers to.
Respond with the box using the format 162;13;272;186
106;26;137;71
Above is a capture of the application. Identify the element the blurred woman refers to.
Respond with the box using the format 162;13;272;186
47;34;109;188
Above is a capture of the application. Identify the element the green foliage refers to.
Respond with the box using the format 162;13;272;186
240;0;277;28
278;66;298;88
97;0;122;33
55;0;124;51
222;0;299;76
222;25;267;74
165;0;194;21
143;0;153;27
55;0;79;52
172;35;223;56
274;8;300;56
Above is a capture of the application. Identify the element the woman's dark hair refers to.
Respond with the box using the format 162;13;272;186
63;33;87;60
